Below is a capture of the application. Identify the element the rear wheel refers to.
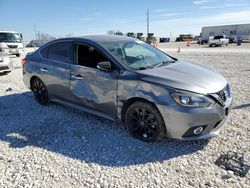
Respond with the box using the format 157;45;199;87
32;78;49;105
124;101;166;142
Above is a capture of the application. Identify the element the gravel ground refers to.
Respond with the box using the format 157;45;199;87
0;45;249;187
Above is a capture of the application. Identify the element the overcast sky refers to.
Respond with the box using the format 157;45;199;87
1;0;250;41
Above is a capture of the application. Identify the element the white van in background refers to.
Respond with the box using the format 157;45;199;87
0;30;24;57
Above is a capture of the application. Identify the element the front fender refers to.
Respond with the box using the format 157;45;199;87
117;71;175;119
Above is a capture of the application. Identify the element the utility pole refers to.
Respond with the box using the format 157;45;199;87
33;24;37;40
147;8;149;43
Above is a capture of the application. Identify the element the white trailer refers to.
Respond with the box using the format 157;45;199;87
0;30;24;57
201;23;250;42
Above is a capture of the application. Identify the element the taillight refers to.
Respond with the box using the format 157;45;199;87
22;58;28;66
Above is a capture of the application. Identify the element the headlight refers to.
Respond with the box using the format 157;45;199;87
171;92;214;107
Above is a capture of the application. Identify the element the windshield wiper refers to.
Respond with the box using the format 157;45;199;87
134;62;166;70
153;60;175;68
154;62;164;68
133;67;146;70
132;60;175;70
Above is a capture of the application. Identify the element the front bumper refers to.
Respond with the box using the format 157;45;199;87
0;48;23;55
0;59;13;73
157;97;232;140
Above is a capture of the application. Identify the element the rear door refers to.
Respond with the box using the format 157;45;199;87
69;42;119;117
40;40;73;101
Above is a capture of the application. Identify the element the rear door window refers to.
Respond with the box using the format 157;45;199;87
47;41;72;63
40;46;48;58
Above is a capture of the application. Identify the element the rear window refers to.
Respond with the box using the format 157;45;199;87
214;36;224;39
47;41;72;63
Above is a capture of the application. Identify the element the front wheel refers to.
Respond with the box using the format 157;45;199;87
124;101;166;142
32;78;49;105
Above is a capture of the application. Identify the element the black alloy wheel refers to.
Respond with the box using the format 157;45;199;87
125;101;166;142
32;78;49;105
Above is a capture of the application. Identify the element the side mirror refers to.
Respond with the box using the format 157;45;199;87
97;61;112;71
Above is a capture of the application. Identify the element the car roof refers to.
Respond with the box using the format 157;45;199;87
0;30;19;33
30;39;51;42
52;35;137;44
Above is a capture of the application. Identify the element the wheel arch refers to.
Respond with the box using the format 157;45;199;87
121;97;167;142
30;76;40;91
120;97;161;123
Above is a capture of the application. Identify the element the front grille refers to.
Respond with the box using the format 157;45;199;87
215;85;229;103
209;85;230;106
213;120;221;129
0;66;8;70
217;88;227;102
7;45;18;49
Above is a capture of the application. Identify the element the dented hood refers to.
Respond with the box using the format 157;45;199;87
138;61;227;94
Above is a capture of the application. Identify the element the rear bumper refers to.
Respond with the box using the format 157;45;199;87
23;70;31;89
157;98;232;140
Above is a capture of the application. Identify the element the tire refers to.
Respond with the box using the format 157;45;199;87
31;78;49;105
16;54;21;57
209;44;212;47
124;101;166;142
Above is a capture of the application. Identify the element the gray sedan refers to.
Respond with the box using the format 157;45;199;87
0;52;13;74
22;35;232;142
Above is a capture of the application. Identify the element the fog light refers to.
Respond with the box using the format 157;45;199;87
193;127;203;135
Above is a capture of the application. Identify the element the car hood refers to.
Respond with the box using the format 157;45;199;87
137;61;227;94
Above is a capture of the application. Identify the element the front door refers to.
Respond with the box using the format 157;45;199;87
69;42;118;117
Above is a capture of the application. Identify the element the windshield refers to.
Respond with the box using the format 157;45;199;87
101;40;175;70
0;32;23;43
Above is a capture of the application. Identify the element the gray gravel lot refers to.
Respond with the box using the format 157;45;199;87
0;44;249;187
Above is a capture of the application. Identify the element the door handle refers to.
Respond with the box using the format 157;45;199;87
71;74;84;80
40;68;48;73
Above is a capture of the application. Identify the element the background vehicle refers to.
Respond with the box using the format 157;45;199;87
0;30;24;57
26;40;51;48
208;35;229;47
228;37;237;44
22;35;232;142
196;38;208;45
0;52;13;74
175;34;193;42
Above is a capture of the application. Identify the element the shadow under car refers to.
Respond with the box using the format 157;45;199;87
0;92;209;167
